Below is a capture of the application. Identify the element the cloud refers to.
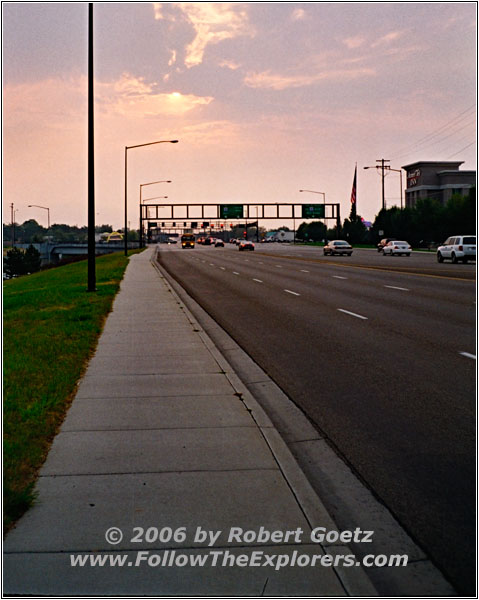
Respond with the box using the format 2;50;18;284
218;59;241;70
291;8;306;21
371;30;404;48
168;50;177;67
244;67;375;90
174;3;254;68
98;74;214;116
343;36;365;49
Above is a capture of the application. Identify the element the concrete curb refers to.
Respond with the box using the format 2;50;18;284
152;252;378;597
153;248;456;597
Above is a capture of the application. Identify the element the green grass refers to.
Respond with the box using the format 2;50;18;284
3;250;141;532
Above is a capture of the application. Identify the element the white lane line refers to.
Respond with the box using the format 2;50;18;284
333;275;347;280
253;278;263;283
209;263;215;266
275;265;283;268
259;261;264;264
385;285;409;291
233;271;240;275
337;308;368;320
460;352;476;360
284;289;300;296
300;269;310;273
219;267;226;270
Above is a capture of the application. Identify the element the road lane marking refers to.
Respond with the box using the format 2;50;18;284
284;289;300;296
460;352;476;360
209;263;215;266
259;261;264;264
275;265;283;268
385;285;409;291
253;278;263;283
337;309;368;320
300;269;309;273
233;272;240;275
333;276;347;280
219;267;226;270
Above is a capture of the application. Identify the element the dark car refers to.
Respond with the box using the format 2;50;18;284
323;240;353;256
239;241;255;251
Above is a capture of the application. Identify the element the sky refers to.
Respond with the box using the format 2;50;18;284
3;2;477;231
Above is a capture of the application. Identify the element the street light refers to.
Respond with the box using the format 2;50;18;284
385;167;404;209
139;180;172;248
299;189;327;236
28;204;50;230
124;140;178;256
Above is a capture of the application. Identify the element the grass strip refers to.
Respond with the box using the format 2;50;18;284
3;250;141;532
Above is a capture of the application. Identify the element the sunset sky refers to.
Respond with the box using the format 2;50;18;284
3;2;476;231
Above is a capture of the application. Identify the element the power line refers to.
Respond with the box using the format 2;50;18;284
390;105;476;160
447;141;476;159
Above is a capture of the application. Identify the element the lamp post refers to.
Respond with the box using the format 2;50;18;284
28;204;50;230
299;189;327;237
385;167;404;209
139;180;171;248
124;140;178;256
363;159;390;211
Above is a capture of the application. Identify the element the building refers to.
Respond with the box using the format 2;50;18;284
402;161;476;208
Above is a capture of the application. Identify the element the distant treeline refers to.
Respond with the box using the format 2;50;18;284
297;188;476;245
3;221;115;244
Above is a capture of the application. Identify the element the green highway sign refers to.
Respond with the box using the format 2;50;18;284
302;204;325;218
220;204;243;219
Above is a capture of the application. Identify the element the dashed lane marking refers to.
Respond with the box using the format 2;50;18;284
337;308;368;320
385;285;409;291
460;352;476;360
284;289;300;296
333;276;347;280
253;278;263;283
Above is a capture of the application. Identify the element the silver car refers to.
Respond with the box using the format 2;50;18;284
437;235;476;264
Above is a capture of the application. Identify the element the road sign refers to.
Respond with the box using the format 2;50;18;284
220;204;243;219
302;204;325;218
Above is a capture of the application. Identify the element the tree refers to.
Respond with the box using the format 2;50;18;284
342;215;367;244
4;247;26;278
23;245;42;274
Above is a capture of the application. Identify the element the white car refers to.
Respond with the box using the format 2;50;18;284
382;240;411;256
437;235;476;264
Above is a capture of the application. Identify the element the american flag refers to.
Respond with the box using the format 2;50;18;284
350;165;357;205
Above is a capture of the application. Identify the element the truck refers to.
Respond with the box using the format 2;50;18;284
271;231;294;243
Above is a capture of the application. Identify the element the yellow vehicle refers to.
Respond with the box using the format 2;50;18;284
181;233;195;249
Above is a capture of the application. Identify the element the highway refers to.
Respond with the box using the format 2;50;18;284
157;243;476;593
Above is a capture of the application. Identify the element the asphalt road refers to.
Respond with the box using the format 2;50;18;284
157;243;476;594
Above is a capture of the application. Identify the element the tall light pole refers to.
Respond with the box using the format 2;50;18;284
385;167;404;209
139;180;171;248
87;2;96;291
124;140;178;256
28;205;50;230
299;189;327;237
364;159;390;211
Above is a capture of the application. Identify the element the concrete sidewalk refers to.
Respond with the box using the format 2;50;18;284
4;248;376;596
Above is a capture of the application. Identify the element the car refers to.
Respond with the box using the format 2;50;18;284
377;238;396;252
323;240;353;256
239;240;254;251
214;239;224;247
437;235;476;264
382;240;411;256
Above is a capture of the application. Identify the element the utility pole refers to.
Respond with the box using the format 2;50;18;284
377;158;390;211
364;159;390;211
11;203;15;247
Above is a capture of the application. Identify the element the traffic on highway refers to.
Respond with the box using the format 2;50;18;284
157;242;476;593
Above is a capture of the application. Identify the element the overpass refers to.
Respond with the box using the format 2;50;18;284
13;242;137;265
